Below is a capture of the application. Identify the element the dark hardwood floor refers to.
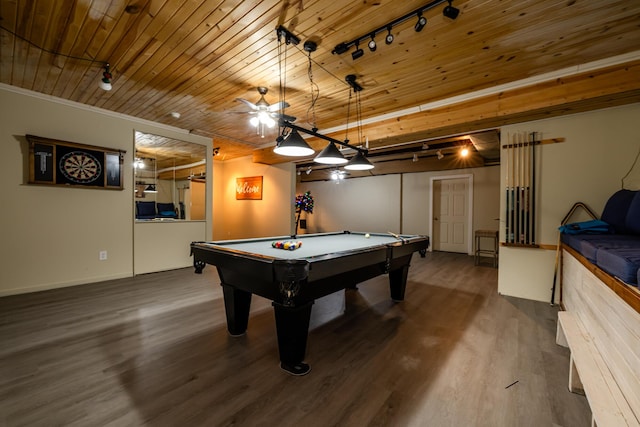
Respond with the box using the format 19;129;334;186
0;252;591;426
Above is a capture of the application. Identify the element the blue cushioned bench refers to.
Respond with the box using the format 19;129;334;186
561;189;640;286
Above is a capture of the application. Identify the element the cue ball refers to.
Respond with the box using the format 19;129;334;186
365;233;370;238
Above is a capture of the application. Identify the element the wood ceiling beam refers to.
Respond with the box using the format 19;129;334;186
253;60;640;165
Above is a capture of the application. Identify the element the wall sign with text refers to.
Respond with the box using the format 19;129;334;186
236;176;263;200
27;134;126;190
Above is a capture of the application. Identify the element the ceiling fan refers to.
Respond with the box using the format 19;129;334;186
235;87;296;137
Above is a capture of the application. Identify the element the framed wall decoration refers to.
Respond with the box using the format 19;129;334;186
27;134;126;190
236;176;263;200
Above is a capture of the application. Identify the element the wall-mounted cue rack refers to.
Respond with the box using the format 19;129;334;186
27;134;126;190
502;133;564;248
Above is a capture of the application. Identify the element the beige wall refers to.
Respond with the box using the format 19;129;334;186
212;156;295;240
0;85;211;296
498;103;640;303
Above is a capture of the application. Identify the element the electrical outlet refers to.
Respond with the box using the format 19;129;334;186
99;250;108;261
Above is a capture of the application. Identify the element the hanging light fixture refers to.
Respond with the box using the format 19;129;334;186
314;142;347;165
273;129;315;156
345;150;374;170
345;76;374;171
99;63;112;91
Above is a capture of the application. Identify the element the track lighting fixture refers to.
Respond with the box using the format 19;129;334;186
443;1;460;19
368;35;377;52
413;153;419;162
437;149;444;160
414;13;427;32
99;63;112;91
351;41;364;60
332;1;459;58
460;146;469;157
306;167;312;175
385;26;394;45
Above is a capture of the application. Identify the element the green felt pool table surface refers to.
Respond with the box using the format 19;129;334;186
195;231;420;260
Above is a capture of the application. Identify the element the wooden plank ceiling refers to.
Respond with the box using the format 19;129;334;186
1;0;640;178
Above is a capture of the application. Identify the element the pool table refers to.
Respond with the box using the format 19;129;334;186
191;230;429;375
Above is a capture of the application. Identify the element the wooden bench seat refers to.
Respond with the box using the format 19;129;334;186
556;311;639;426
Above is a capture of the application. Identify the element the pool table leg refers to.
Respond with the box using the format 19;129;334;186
222;284;252;336
272;301;314;376
389;264;410;301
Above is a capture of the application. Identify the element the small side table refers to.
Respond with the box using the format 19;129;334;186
475;230;499;267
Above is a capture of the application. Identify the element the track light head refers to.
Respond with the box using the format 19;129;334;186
332;42;349;55
368;35;377;52
443;1;459;19
385;26;394;45
352;42;364;60
414;13;427;32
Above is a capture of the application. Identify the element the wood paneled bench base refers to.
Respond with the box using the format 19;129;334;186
556;311;639;427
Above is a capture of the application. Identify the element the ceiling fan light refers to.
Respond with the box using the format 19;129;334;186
250;116;259;127
314;142;348;165
344;151;374;170
265;116;276;128
273;129;315;157
99;63;112;91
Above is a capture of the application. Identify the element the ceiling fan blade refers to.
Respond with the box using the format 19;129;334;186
267;101;290;112
271;112;296;122
235;98;259;110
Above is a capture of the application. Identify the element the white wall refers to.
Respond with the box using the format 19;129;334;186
0;85;211;296
297;175;401;234
297;166;501;242
498;103;640;303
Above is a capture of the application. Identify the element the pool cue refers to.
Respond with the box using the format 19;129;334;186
387;231;407;243
531;132;537;245
505;134;510;245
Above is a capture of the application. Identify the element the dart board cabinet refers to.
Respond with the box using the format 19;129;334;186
27;135;126;190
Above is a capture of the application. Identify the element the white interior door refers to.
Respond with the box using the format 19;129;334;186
433;177;469;253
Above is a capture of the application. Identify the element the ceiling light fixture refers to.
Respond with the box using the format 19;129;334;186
332;1;458;57
314;142;348;165
385;26;394;45
99;63;112;91
368;35;377;52
273;129;315;157
351;41;364;60
345;150;374;170
437;149;444;160
414;13;427;32
460;146;470;157
413;153;419;162
443;0;460;19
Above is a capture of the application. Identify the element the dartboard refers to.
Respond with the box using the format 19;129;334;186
59;151;102;184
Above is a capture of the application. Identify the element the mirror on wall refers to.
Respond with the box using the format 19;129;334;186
134;131;207;221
